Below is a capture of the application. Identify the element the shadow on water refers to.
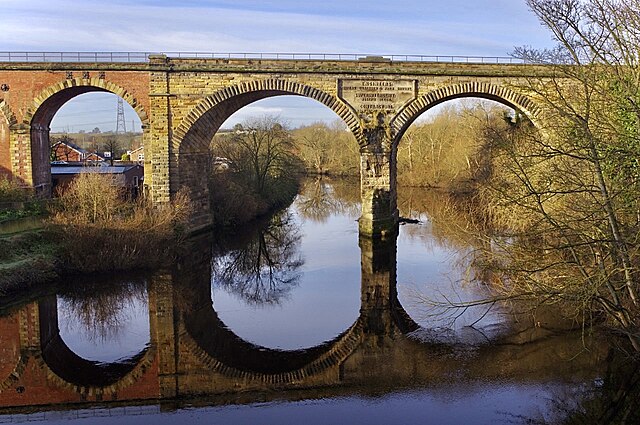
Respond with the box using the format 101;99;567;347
0;178;637;423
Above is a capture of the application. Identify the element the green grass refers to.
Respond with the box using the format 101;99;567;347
0;229;59;296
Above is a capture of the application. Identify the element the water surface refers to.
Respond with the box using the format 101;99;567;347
0;178;615;424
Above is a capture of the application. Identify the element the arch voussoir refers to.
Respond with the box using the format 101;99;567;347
25;79;149;128
392;81;542;141
172;78;365;157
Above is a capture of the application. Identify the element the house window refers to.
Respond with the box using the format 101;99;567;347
138;153;144;161
133;176;139;187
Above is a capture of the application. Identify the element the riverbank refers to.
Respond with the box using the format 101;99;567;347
0;228;58;295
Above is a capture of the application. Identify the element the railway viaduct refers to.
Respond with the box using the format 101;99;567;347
0;54;554;237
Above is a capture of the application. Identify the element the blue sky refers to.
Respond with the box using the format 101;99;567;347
1;0;555;132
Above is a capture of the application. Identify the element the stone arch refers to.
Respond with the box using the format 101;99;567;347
36;295;157;398
173;79;363;151
23;78;149;195
177;272;364;384
183;308;364;384
392;82;543;145
169;79;364;228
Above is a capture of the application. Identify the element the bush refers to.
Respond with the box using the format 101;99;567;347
0;176;30;203
47;172;192;272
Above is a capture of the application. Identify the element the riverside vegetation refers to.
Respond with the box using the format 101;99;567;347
209;117;304;227
0;173;191;295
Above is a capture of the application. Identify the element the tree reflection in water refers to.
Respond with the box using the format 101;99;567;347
212;211;304;306
296;177;360;223
544;353;640;425
57;276;147;344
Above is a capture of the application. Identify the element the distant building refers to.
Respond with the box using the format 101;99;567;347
51;140;104;163
127;146;145;163
51;163;143;198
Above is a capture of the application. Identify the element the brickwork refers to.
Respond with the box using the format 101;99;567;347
0;68;150;193
0;58;553;235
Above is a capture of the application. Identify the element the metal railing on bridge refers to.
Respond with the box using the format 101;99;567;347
0;51;529;64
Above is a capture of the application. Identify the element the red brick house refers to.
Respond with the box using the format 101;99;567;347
51;140;104;163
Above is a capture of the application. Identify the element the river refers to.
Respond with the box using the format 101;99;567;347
0;178;628;424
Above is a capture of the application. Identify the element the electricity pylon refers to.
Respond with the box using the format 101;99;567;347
116;97;127;134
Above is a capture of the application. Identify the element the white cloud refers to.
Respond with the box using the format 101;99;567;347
0;0;553;55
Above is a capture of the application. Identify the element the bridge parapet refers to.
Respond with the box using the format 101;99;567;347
0;51;537;65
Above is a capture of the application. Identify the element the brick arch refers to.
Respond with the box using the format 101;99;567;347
21;78;149;194
24;78;148;127
392;82;543;144
35;294;157;398
35;345;157;398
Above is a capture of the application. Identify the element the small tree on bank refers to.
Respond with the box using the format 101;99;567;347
209;116;303;226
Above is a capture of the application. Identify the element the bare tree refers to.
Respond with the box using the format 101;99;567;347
212;211;303;305
102;136;120;166
468;0;640;351
215;117;297;193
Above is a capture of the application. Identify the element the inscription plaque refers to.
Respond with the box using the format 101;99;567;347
338;79;417;112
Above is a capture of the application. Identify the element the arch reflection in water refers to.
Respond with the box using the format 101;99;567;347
0;225;609;418
39;274;155;392
174;230;607;398
210;201;362;351
56;276;150;363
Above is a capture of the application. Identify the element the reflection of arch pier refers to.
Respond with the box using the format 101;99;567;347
0;56;557;236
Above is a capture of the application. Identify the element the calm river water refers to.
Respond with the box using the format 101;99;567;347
0;178;625;424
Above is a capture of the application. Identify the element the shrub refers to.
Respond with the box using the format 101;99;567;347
0;176;29;203
47;172;192;272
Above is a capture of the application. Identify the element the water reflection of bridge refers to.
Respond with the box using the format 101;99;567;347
0;233;606;412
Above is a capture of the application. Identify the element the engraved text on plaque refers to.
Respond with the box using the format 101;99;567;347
338;79;417;112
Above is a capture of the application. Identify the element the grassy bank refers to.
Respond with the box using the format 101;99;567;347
0;229;58;295
0;173;192;296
